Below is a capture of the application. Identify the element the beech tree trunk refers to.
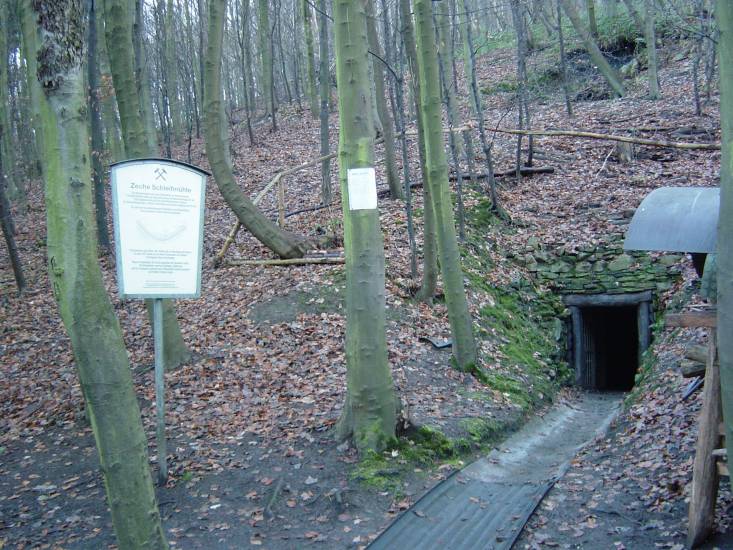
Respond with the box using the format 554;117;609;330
104;0;191;370
302;0;319;116
367;0;403;200
332;0;398;454
204;0;308;259
258;0;276;129
560;0;626;97
165;0;182;143
716;0;733;493
413;0;478;371
31;2;166;547
644;0;661;99
318;0;331;204
399;0;438;302
88;0;111;251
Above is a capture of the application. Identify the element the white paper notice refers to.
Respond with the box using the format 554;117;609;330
112;161;206;298
347;167;378;211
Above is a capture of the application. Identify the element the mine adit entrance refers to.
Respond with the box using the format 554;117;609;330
564;291;652;391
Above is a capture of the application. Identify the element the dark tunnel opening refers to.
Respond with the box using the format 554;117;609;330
580;306;639;391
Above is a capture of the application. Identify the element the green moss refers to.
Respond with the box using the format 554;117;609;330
349;423;500;494
460;417;502;446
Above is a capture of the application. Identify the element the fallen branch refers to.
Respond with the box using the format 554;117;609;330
492;128;720;150
226;256;345;267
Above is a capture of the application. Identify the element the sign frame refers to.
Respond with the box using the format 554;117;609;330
110;158;209;300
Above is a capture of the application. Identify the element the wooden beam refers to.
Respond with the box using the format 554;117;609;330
665;311;717;328
688;335;722;547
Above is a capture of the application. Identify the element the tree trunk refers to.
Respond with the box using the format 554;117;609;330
134;0;159;154
258;0;276;129
302;0;319;116
561;0;626;97
413;0;478;371
716;0;733;495
0;2;18;202
644;0;661;99
367;0;403;200
458;0;500;210
400;0;438;302
557;0;574;117
318;0;331;204
104;0;191;370
0;144;24;293
204;0;309;259
32;3;166;547
165;0;182;143
332;0;398;454
586;0;599;39
88;0;111;251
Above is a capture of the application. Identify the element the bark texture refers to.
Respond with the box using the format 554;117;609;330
31;2;167;547
332;0;397;454
103;0;191;370
413;0;477;370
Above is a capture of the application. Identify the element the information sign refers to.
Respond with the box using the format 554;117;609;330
347;167;378;210
111;159;207;299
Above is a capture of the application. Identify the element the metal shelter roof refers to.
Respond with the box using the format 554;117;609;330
623;187;719;253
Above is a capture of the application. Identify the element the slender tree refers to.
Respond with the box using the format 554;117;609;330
400;0;438;301
29;2;167;547
302;0;319;115
716;0;733;496
0;143;23;293
367;0;402;200
414;0;477;370
205;0;309;259
103;0;191;370
644;0;661;99
557;0;574;117
560;0;626;97
164;0;182;143
318;0;331;204
88;0;111;251
457;0;500;210
258;0;276;129
332;0;398;453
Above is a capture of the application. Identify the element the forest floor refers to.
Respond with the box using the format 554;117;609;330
0;31;730;549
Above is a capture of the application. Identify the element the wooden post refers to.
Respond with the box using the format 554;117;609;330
688;333;721;547
277;177;286;227
153;298;167;485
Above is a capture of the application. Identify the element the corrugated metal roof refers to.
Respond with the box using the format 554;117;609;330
623;187;719;253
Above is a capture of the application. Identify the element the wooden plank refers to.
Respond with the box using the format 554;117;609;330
666;311;717;328
563;291;652;307
717;462;729;478
688;335;722;548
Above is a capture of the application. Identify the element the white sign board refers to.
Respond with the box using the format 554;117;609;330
347;167;378;210
111;159;207;299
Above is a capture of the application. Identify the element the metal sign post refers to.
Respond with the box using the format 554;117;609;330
153;298;166;484
110;158;208;485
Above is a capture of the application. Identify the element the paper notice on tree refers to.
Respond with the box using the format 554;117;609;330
111;160;207;299
347;167;378;210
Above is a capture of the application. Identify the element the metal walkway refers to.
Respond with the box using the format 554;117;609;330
369;392;622;550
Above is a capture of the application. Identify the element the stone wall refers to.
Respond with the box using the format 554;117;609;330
509;235;683;296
